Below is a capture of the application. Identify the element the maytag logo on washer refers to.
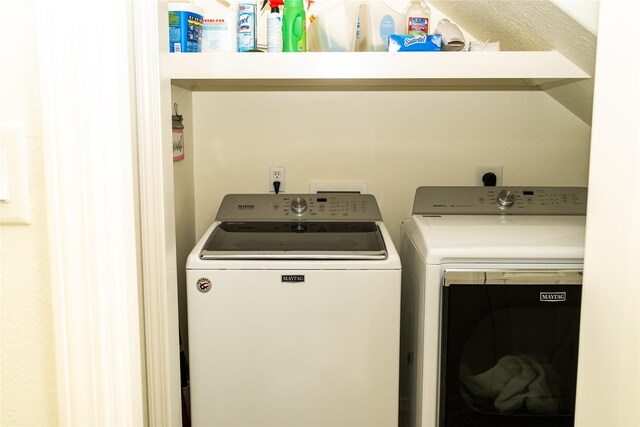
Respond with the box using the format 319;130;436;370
237;204;255;210
540;291;566;302
282;275;305;283
197;278;212;293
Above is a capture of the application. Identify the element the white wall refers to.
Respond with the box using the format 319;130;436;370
0;1;58;425
190;89;591;246
576;1;640;425
553;0;599;34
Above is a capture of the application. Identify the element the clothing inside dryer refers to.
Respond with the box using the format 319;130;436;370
457;306;580;416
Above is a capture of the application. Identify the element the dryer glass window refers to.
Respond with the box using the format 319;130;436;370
440;271;581;427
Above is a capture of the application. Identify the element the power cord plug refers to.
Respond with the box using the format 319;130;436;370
482;172;497;187
273;180;281;194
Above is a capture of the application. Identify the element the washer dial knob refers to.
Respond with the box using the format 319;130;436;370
496;189;516;208
291;197;308;214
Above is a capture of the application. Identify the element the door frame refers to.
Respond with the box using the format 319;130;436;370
132;1;183;425
37;0;180;425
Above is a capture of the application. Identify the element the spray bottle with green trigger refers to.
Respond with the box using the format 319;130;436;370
262;0;284;52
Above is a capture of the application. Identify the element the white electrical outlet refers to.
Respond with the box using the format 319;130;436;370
474;165;503;186
269;166;285;193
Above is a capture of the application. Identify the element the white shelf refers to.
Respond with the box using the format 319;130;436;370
169;51;589;91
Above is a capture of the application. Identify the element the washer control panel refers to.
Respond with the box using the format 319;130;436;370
412;186;588;215
216;193;382;221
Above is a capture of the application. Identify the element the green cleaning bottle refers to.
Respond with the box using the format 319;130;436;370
282;0;306;52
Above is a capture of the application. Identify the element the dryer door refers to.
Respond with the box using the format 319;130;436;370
440;270;582;427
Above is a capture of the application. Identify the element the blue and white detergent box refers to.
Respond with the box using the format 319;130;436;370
387;34;442;52
168;3;204;53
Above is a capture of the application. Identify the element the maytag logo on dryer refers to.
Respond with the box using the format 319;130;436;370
237;204;255;210
282;275;305;283
540;292;566;302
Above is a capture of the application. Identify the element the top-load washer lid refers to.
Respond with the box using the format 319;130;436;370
201;221;387;260
200;193;388;260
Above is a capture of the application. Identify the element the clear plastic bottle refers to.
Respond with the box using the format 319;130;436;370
404;0;431;36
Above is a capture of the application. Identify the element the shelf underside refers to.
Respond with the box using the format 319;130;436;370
169;51;589;91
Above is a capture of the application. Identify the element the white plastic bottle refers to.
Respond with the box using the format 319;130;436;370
267;0;283;52
404;0;431;36
237;0;258;51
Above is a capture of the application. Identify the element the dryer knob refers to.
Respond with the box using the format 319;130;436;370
497;189;516;208
291;197;308;214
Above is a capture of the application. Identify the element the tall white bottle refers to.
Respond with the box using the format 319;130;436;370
267;0;283;52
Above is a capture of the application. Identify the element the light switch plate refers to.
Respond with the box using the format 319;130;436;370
0;124;31;224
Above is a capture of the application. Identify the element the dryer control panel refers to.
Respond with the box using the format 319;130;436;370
412;186;587;215
216;193;383;221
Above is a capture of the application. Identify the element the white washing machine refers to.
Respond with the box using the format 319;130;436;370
399;186;587;427
186;193;401;426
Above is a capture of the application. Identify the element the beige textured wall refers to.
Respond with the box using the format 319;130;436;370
190;89;591;247
0;1;58;425
430;0;597;125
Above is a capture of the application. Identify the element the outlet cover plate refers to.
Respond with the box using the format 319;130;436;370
269;166;285;193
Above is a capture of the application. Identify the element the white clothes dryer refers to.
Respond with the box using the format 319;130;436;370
186;193;401;426
399;186;587;427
